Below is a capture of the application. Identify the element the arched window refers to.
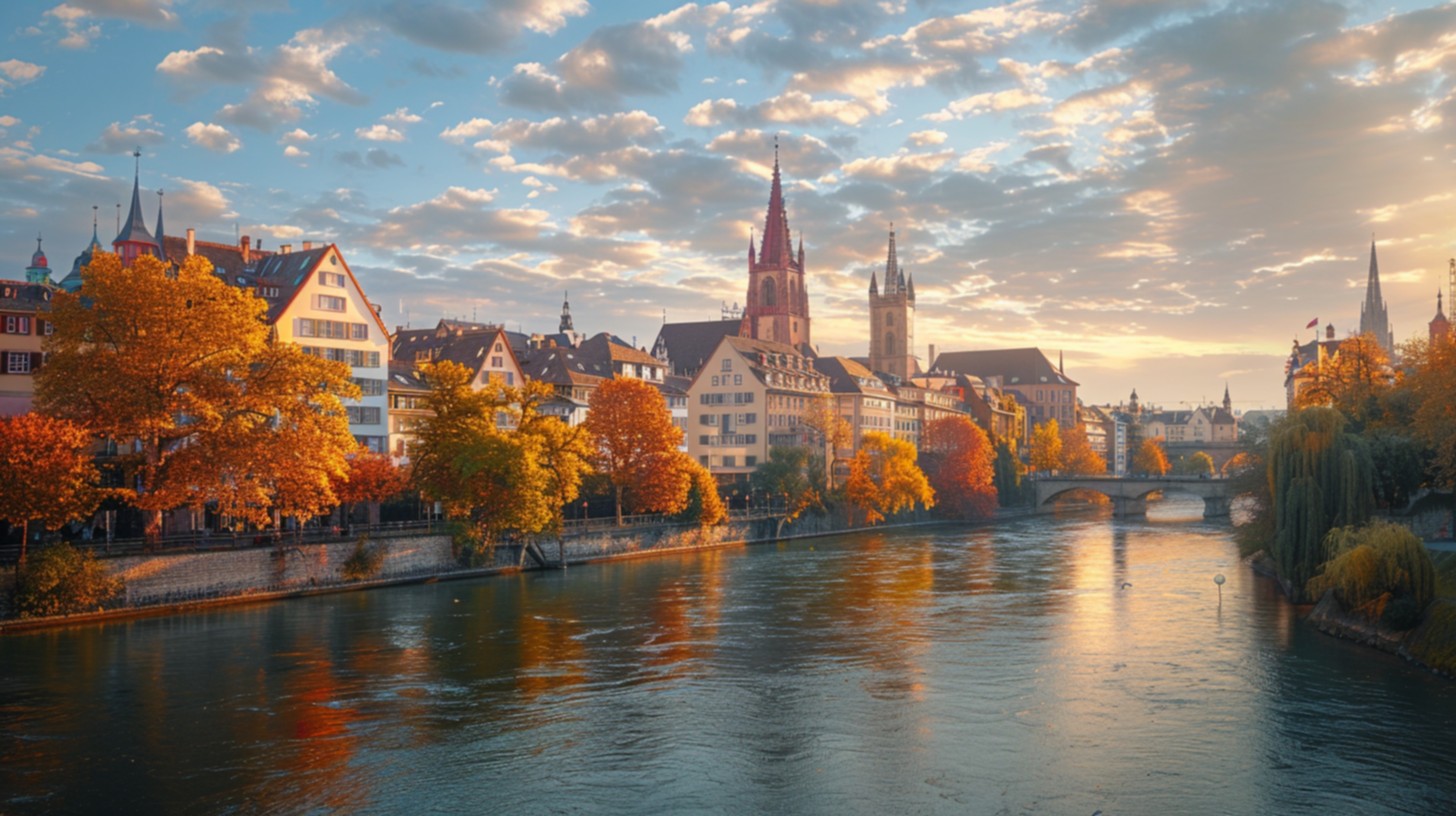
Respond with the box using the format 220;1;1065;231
762;276;777;307
885;331;896;354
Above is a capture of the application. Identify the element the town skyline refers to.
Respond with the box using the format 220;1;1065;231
3;0;1453;407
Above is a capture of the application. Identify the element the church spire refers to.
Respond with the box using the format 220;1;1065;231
559;290;575;333
1223;382;1232;412
1359;238;1395;357
155;189;166;261
758;138;792;267
113;148;158;264
884;225;899;293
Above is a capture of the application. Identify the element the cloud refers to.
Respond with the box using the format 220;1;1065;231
366;0;588;54
356;124;405;142
41;5;102;49
498;19;697;111
440;117;494;143
337;148;404;169
184;121;241;153
0;60;46;91
925;88;1049;121
279;128;315;145
283;145;308;159
87;119;165;153
908;130;947;147
470;111;665;156
157;27;364;131
58;0;179;26
382;107;423;125
685;91;878;127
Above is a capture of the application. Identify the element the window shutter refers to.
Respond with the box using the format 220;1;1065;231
31;352;43;371
0;351;8;369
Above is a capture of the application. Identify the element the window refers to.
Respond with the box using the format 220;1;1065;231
700;414;717;426
42;320;53;336
6;352;31;374
491;356;504;368
298;318;368;339
3;315;30;334
762;277;776;307
734;374;742;386
317;295;346;312
350;324;369;340
494;342;504;353
721;358;732;372
700;393;727;405
723;456;736;468
352;377;385;396
346;406;382;425
319;271;346;288
746;456;757;467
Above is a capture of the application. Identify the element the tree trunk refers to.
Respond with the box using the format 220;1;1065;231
615;485;624;527
19;518;29;565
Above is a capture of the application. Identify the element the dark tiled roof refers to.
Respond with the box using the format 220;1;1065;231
932;347;1079;388
0;279;53;311
519;347;609;387
714;334;829;393
652;319;742;376
114;174;156;248
387;360;429;393
391;321;515;381
814;356;892;396
248;247;329;323
577;332;659;368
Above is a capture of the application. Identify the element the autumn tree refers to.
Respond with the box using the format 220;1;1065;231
992;437;1026;507
1293;332;1394;428
919;416;997;520
676;453;726;526
800;393;852;491
1402;334;1456;489
332;446;407;526
1029;419;1063;474
845;431;934;525
37;251;359;533
1059;423;1107;476
409;361;555;547
515;379;595;534
0;414;100;564
584;377;688;525
1133;437;1170;476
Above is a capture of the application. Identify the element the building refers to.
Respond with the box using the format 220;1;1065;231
1284;323;1342;407
389;320;527;456
1429;259;1452;343
815;356;897;473
651;318;742;378
0;275;53;416
385;362;431;462
1359;240;1396;359
740;147;812;353
868;229;916;382
686;334;829;484
931;347;1077;435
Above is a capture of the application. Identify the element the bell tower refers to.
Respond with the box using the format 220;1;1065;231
868;227;916;380
741;141;811;352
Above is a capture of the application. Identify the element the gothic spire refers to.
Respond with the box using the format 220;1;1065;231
869;269;879;295
114;148;156;249
559;290;574;333
1223;382;1232;412
758;143;792;267
1359;238;1395;357
907;272;915;303
884;226;899;293
155;189;166;261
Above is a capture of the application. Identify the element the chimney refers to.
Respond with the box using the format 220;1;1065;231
302;241;312;251
240;235;251;264
186;228;195;256
280;243;292;254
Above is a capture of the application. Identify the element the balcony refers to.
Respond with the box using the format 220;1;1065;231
698;433;757;446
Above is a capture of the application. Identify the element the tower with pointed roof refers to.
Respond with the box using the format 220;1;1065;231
1222;382;1232;412
1359;240;1395;358
740;143;811;352
559;291;574;333
1430;259;1451;344
25;235;50;285
113;150;160;267
868;227;916;381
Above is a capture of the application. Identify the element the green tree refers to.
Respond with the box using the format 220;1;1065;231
751;446;823;525
1268;407;1375;597
992;437;1025;507
1309;520;1434;627
38;251;358;533
1179;451;1215;477
12;542;122;619
0;414;100;564
845;431;934;525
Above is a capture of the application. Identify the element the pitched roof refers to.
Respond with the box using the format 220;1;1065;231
114;169;156;248
706;334;829;393
518;346;610;387
0;279;53;311
652;319;742;375
390;321;516;381
387;360;429;393
932;347;1079;388
814;355;892;396
577;331;659;368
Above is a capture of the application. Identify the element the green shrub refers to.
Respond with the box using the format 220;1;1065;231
1309;520;1435;621
341;537;385;582
13;542;123;619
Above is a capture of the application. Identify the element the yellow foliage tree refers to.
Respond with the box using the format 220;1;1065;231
677;453;726;526
845;431;934;525
1134;437;1170;476
801;393;852;490
1029;419;1063;474
1059;422;1107;476
585;377;688;525
37;251;359;532
0;414;101;563
1402;333;1456;489
1293;332;1394;426
514;379;595;534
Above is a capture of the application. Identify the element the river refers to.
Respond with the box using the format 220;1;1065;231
3;497;1454;815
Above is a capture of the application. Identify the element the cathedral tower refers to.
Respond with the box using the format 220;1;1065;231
868;227;916;381
740;145;811;352
1359;240;1395;358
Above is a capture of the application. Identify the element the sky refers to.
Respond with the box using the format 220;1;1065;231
1;0;1453;410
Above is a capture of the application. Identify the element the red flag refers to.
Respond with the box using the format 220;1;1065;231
1305;317;1319;329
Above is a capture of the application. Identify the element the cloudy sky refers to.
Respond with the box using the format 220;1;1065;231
2;0;1453;408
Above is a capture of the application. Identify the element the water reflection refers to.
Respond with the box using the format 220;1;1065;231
3;511;1455;815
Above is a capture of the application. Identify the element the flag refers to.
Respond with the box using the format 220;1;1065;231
1305;317;1319;329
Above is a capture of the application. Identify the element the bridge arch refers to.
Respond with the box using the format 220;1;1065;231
1034;476;1233;520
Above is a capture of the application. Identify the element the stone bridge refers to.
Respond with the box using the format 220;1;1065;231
1032;475;1235;519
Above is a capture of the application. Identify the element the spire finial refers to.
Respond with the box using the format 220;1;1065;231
92;205;98;231
133;147;141;178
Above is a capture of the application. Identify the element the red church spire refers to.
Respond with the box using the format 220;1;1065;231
758;138;793;268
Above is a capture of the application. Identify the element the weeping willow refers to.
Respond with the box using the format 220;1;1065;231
1268;408;1375;596
1309;521;1435;621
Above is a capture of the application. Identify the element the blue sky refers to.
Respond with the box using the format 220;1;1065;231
2;0;1453;408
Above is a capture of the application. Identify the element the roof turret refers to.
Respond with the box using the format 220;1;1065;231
114;150;157;250
155;190;166;262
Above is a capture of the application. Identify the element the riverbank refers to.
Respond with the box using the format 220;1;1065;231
2;507;1030;634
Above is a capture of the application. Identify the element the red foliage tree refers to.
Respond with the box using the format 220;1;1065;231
920;416;998;520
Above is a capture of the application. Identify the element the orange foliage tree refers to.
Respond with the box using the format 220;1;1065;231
38;251;358;532
1029;419;1063;474
1059;423;1107;476
1402;333;1456;489
585;378;689;525
332;446;407;525
1134;437;1170;476
0;413;101;563
845;431;935;525
919;416;997;520
1293;332;1394;427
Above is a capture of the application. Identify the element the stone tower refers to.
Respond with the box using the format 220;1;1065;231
868;228;916;381
1359;240;1395;358
1430;260;1451;344
740;145;811;352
